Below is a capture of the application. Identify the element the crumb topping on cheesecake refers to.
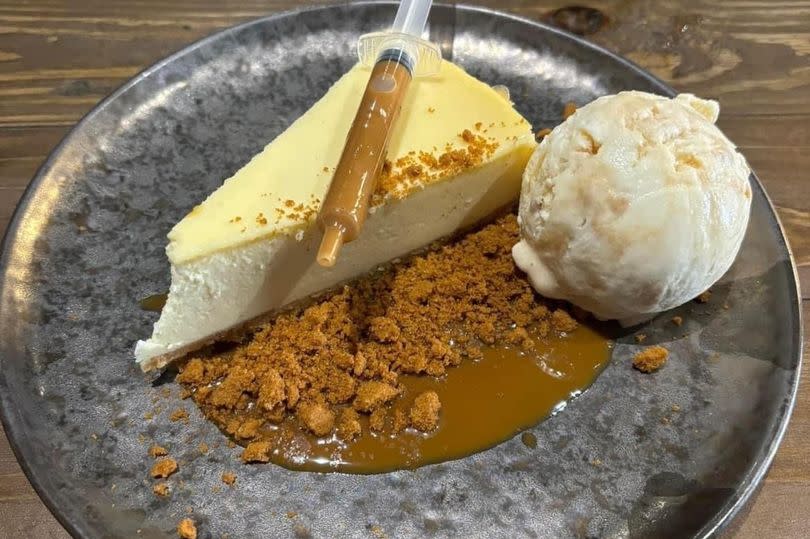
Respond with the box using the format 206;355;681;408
224;125;504;226
372;126;500;205
161;60;535;266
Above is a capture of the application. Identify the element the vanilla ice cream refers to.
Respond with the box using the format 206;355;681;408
512;91;752;324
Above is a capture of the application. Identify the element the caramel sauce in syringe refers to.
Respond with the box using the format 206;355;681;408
317;59;412;266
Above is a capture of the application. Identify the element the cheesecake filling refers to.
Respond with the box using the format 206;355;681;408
136;60;535;369
136;149;530;369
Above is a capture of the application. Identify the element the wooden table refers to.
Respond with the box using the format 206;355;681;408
0;1;807;537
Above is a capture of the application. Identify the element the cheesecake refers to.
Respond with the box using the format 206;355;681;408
136;60;535;371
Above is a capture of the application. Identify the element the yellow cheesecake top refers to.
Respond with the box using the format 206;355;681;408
168;60;535;264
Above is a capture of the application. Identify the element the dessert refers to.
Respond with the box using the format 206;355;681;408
136;60;535;370
513;91;751;324
175;215;611;473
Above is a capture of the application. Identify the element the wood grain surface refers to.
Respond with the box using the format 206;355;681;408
0;1;807;537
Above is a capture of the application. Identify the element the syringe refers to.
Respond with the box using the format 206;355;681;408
316;0;441;267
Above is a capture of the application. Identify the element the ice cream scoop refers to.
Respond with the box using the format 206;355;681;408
512;91;752;325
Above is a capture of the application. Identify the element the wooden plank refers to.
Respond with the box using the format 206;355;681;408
0;423;68;538
732;482;810;539
0;0;808;126
718;115;810;148
0;126;67;157
742;148;810;297
0;500;68;538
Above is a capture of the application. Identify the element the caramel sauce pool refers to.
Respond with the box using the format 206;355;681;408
233;325;609;473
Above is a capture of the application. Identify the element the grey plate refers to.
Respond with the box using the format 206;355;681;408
0;3;802;538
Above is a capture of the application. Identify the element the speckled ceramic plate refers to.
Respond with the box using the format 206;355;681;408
0;3;802;538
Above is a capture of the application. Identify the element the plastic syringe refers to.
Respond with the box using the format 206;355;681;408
316;0;441;267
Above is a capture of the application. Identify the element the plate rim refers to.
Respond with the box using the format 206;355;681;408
0;2;802;538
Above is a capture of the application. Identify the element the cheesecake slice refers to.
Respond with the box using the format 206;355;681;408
136;60;535;371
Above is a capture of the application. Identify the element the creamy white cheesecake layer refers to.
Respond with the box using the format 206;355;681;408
135;150;529;370
136;59;536;370
167;61;532;265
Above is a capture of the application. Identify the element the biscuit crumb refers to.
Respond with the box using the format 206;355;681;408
221;472;236;486
241;441;271;463
632;346;669;373
170;408;189;422
392;409;408;433
697;291;712;303
298;402;335;436
409;391;441;432
153;482;170;497
672;316;683;326
148;445;168;458
368;316;401;343
177;518;197;539
336;409;362;441
551;309;578;332
353;382;399;413
369;408;387;432
634;333;647;343
150;458;178;479
372;127;499;204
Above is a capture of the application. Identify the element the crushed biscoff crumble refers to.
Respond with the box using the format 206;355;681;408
409;391;441;432
371;127;500;205
150;458;178;479
176;214;580;460
177;518;197;539
221;472;237;486
225;125;509;230
170;408;189;422
632;346;669;373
